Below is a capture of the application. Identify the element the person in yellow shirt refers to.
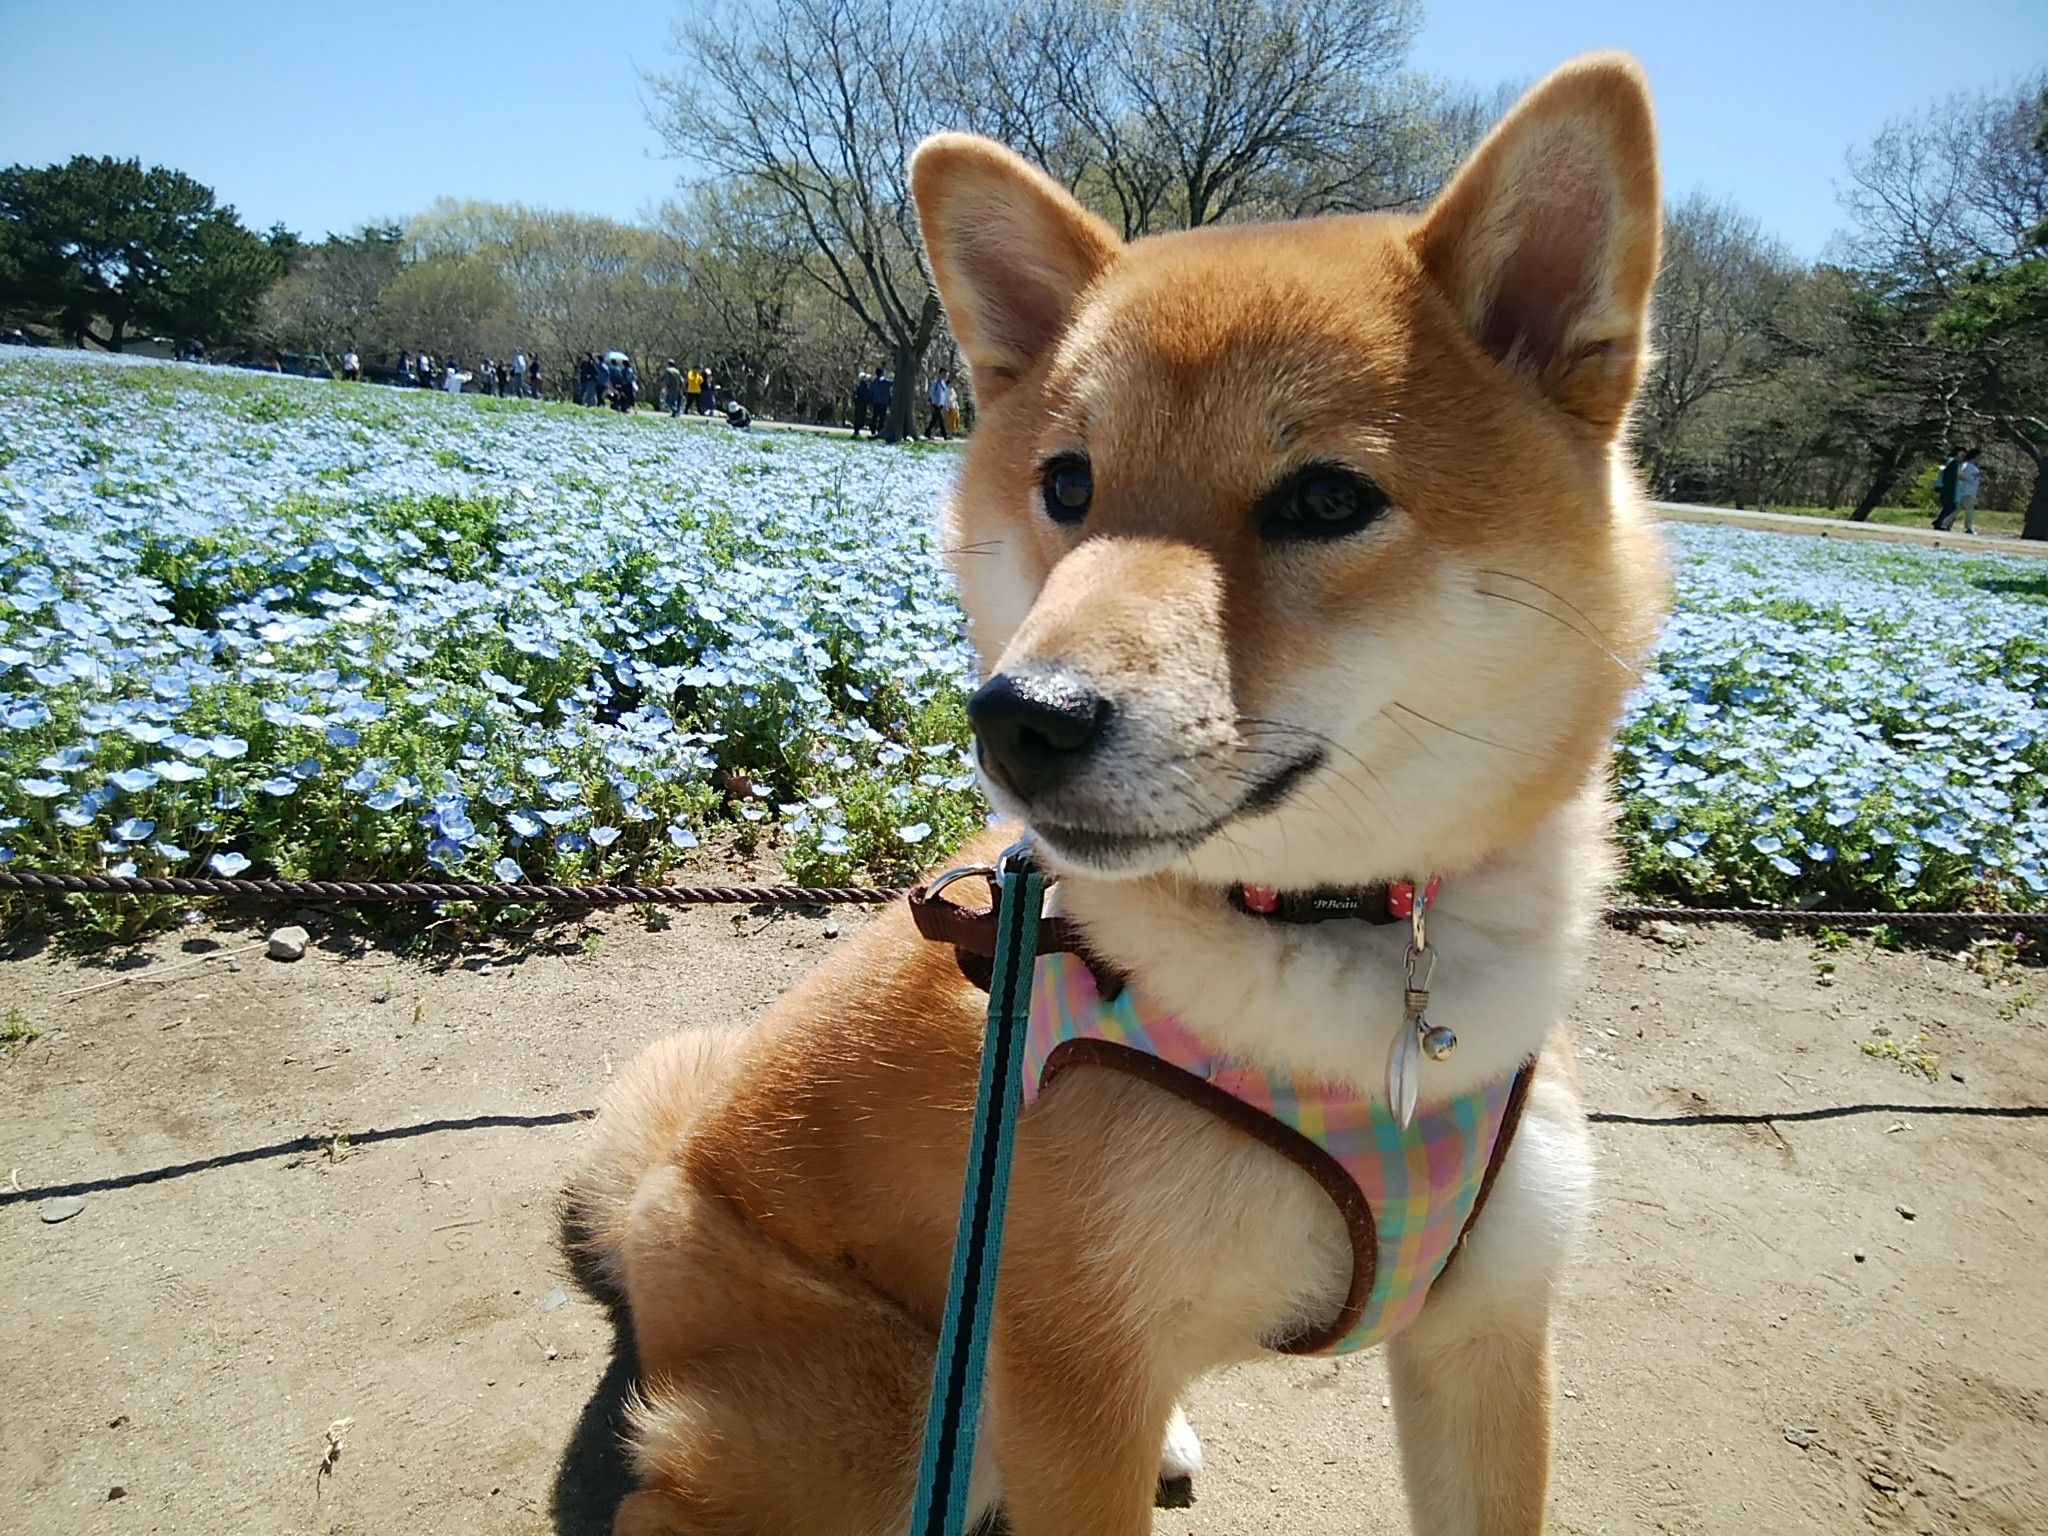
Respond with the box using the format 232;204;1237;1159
685;366;705;413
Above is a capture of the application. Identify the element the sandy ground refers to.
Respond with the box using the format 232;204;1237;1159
1;903;2043;1536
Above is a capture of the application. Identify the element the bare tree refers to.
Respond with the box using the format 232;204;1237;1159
1639;195;1795;492
649;0;947;440
260;226;403;356
939;0;1425;237
1843;74;2048;294
1843;74;2048;534
1123;0;1418;226
658;184;810;407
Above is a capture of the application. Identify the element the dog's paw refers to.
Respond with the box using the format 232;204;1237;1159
1155;1404;1202;1507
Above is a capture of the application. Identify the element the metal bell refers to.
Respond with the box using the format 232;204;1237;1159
1420;1023;1459;1061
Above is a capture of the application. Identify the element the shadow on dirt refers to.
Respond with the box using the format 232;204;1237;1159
552;1322;639;1536
0;1108;594;1205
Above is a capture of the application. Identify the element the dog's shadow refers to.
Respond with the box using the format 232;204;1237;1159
550;1210;640;1536
551;1310;639;1535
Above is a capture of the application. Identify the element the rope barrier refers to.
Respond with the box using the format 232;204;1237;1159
0;869;2043;929
0;869;902;907
1602;905;2048;931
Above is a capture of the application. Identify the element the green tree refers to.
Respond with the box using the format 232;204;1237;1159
1842;74;2048;534
260;226;404;357
368;253;513;361
1935;254;2048;537
0;155;281;350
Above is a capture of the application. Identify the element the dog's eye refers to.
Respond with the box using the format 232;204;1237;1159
1040;456;1093;524
1260;465;1389;541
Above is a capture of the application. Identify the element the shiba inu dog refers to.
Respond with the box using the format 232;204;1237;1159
566;52;1667;1536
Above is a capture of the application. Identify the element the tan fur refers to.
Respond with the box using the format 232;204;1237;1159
565;53;1667;1535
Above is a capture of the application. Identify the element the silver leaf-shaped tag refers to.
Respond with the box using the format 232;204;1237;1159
1386;1021;1421;1129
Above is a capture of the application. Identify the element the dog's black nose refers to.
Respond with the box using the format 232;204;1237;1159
968;671;1111;801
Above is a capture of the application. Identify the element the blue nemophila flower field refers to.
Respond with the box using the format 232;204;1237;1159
1;348;2044;931
0;349;981;928
1619;524;2048;911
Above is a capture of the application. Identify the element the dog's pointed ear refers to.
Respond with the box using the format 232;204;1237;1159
912;133;1121;395
1412;53;1661;434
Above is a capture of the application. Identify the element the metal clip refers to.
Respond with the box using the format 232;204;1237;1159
1387;880;1455;1127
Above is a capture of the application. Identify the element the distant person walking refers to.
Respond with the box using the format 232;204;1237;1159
697;366;715;415
529;354;542;398
662;359;684;416
512;349;529;399
1954;447;1983;534
1934;449;1966;531
850;369;872;437
341;347;360;383
870;368;893;441
606;355;636;412
924;371;953;440
577;351;599;407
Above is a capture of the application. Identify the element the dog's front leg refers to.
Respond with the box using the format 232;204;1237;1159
989;1328;1170;1536
1386;1292;1554;1536
1384;1072;1588;1536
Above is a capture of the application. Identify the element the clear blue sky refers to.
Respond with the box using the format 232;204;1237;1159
1;0;2042;260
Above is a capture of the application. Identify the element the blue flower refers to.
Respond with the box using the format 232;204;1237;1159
493;856;524;881
209;851;252;876
18;776;67;798
108;767;159;794
667;823;699;850
113;817;156;842
897;822;933;845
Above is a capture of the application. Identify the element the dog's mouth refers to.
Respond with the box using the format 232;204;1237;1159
1026;749;1324;873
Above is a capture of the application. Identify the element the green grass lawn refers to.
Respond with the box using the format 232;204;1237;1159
1768;503;2029;537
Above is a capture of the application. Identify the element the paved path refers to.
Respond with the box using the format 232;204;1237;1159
1652;501;2045;557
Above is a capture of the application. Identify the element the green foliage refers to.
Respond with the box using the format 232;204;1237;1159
0;155;281;349
1;1007;37;1050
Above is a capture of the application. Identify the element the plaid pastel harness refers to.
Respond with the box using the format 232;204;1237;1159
1021;951;1531;1355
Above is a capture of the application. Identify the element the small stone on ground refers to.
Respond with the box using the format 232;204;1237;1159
267;926;309;961
39;1195;86;1223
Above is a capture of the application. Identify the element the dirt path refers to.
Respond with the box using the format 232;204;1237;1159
1;908;2042;1535
1649;502;2046;558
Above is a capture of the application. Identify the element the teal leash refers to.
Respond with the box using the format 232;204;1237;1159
908;842;1045;1536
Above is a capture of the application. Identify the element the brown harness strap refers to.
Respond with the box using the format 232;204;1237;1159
1440;1060;1536;1279
1040;1036;1376;1354
1040;1040;1538;1354
908;879;1117;994
906;872;1534;1348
